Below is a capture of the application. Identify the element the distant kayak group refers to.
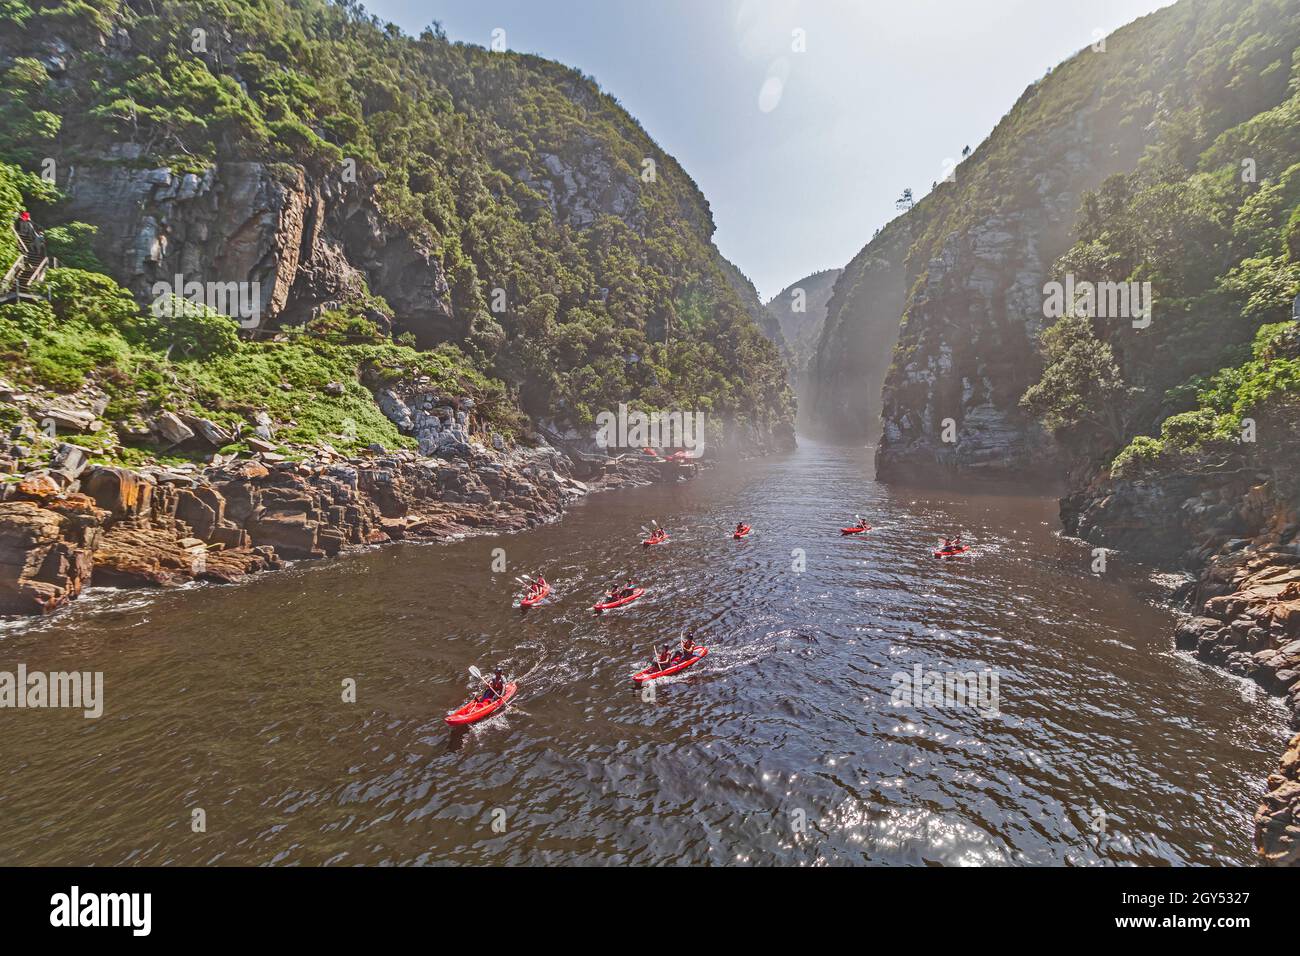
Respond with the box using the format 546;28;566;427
445;517;970;726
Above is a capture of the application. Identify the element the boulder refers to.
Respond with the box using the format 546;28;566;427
82;467;152;518
246;511;321;559
39;405;99;434
50;443;90;479
0;501;99;614
182;415;233;447
93;526;205;587
155;412;195;446
175;487;223;541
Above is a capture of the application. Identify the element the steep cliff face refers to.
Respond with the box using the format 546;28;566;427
59;154;463;340
810;0;1295;481
806;221;913;442
873;72;1149;480
764;267;839;418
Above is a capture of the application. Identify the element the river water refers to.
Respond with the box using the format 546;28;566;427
0;440;1286;865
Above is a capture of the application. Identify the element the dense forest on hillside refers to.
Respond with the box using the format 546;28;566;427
0;0;792;466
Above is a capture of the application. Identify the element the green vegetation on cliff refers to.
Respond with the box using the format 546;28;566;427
0;159;518;462
0;0;792;463
1018;0;1300;479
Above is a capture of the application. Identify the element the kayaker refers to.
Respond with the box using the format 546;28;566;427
674;633;696;662
735;522;746;534
478;668;506;702
653;644;673;670
620;578;636;598
533;574;547;592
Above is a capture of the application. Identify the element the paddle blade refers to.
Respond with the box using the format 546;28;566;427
468;665;483;680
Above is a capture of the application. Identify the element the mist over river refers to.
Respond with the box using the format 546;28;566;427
0;440;1286;865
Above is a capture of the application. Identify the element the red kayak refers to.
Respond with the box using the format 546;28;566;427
841;525;871;535
934;546;970;559
594;588;644;612
733;525;752;539
520;582;550;607
633;648;708;683
445;682;518;726
642;533;669;547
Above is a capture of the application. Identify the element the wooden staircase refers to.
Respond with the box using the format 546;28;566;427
0;228;51;305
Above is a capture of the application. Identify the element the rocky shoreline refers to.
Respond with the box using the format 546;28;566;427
0;439;684;619
1063;465;1300;865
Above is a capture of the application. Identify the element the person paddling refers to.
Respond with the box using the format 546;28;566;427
478;668;506;703
735;522;747;535
674;632;697;663
653;643;673;671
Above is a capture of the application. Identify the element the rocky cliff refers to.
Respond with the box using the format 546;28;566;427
0;0;794;449
0;433;666;616
805;218;915;444
810;0;1296;481
764;267;840;421
58;154;460;342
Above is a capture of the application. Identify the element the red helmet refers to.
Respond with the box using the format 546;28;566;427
19;211;31;221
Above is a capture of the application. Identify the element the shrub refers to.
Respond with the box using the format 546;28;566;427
42;268;140;330
43;223;104;271
1110;436;1166;479
150;295;242;359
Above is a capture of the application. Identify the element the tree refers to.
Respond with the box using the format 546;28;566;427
1020;314;1139;448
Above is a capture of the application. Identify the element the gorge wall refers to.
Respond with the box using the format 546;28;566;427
805;221;913;443
808;0;1293;481
764;267;840;425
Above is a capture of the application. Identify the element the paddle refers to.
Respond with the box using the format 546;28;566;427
648;643;671;672
468;664;503;700
514;572;547;601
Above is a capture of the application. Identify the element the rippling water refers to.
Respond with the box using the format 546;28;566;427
0;440;1286;865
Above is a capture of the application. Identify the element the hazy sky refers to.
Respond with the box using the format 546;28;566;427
366;0;1173;300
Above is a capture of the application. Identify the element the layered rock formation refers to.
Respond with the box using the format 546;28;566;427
1258;733;1300;865
0;441;661;617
